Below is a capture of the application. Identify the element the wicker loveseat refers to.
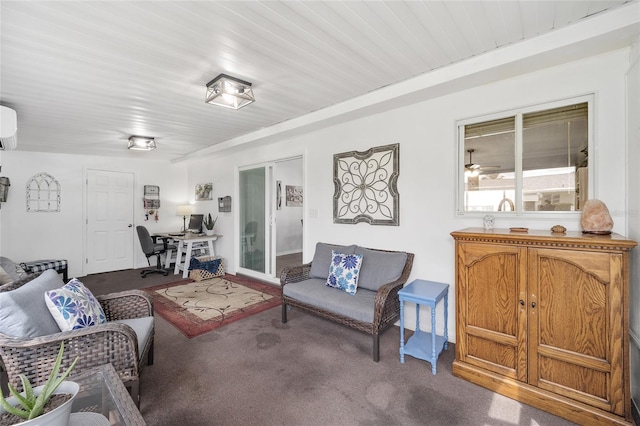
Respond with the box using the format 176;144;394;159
281;242;414;362
0;268;154;406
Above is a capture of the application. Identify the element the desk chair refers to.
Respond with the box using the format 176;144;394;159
136;226;175;277
242;221;258;253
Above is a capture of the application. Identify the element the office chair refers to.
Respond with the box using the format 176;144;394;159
242;221;258;254
136;226;174;277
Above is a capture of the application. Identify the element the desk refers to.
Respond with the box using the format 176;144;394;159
71;363;145;425
398;279;449;375
169;233;221;278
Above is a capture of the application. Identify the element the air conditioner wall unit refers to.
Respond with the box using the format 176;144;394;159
0;106;17;150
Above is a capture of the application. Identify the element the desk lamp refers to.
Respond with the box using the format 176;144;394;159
176;204;193;232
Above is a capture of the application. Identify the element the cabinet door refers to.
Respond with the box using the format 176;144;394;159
528;248;625;415
456;242;528;381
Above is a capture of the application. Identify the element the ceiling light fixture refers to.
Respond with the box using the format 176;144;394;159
127;135;156;151
205;73;255;110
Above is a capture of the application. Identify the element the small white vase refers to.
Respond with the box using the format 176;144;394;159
204;228;215;236
0;381;79;426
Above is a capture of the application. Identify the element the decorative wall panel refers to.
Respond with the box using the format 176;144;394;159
26;172;60;212
333;143;399;225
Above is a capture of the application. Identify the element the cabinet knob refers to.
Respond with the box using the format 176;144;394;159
531;301;537;308
519;300;525;306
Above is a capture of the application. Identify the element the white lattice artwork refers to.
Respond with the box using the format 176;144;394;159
26;172;61;212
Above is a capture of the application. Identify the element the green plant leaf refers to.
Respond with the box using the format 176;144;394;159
16;376;35;409
3;342;79;420
0;378;34;419
21;377;33;403
203;213;218;230
0;393;30;419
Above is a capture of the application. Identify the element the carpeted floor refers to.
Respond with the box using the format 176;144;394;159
80;268;576;426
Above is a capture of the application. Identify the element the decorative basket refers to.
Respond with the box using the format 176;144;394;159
188;255;224;281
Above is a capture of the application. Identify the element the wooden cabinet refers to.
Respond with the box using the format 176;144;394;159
451;228;637;425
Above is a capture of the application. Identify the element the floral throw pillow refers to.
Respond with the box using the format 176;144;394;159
326;250;363;296
44;278;107;331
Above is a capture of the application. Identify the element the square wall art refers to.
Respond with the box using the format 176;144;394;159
333;143;399;225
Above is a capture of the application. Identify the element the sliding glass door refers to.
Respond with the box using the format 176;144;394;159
238;158;303;281
239;166;269;275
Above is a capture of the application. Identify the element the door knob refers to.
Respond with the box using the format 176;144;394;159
128;224;133;228
531;301;536;308
519;300;525;306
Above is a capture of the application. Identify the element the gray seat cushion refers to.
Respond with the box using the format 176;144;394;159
283;278;377;323
0;269;65;337
113;317;154;360
354;247;408;292
309;243;356;279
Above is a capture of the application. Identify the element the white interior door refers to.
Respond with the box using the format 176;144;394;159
86;169;134;274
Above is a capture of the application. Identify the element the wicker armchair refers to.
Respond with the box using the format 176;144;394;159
0;279;154;407
281;245;414;362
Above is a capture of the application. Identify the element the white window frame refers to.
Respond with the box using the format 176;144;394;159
456;94;594;217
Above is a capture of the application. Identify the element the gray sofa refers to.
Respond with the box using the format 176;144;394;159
281;242;414;361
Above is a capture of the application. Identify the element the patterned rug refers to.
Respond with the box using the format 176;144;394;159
143;274;281;338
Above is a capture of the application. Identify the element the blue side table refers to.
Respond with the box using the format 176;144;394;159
399;279;449;374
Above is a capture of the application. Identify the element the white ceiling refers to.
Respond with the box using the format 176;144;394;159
0;1;637;162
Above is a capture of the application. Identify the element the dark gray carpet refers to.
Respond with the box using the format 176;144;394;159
81;268;576;426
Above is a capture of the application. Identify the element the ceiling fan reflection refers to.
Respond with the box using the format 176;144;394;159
465;148;500;177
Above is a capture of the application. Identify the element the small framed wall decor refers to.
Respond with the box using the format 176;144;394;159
286;185;303;207
333;143;399;225
218;196;232;212
26;172;61;212
196;183;213;201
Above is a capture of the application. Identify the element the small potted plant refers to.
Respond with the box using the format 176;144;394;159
203;213;217;236
0;342;79;426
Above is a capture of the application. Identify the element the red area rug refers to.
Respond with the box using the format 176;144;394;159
143;274;281;338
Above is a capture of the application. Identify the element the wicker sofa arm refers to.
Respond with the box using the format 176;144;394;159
0;322;140;391
373;281;405;327
0;272;41;293
280;263;312;287
373;252;415;327
98;289;153;321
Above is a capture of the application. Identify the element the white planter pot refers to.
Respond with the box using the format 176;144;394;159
0;381;79;426
204;228;215;236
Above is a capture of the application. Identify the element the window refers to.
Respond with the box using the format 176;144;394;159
458;96;591;215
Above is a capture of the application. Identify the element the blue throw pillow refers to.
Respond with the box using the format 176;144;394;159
326;250;363;296
44;278;107;331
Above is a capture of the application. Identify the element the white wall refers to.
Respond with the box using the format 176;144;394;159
0;151;4;254
179;48;632;341
275;158;303;255
626;36;640;413
0;151;188;277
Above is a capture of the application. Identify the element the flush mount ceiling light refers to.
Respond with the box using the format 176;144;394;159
205;73;255;110
128;135;156;151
